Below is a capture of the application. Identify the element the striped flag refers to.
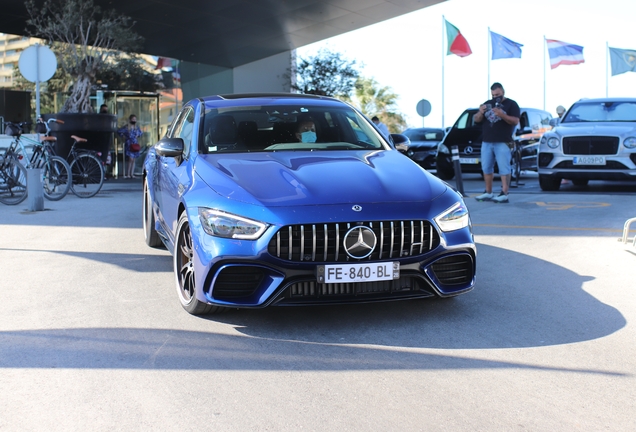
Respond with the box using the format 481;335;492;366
546;39;584;69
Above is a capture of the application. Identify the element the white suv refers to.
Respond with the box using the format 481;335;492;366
537;98;636;191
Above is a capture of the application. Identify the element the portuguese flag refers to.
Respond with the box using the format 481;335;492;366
445;19;472;57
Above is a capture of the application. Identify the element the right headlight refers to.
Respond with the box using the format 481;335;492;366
198;208;268;240
623;137;636;149
434;202;470;232
547;137;560;149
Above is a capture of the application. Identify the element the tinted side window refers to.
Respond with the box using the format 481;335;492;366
171;107;195;156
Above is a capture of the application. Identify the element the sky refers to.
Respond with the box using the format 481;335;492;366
296;0;636;129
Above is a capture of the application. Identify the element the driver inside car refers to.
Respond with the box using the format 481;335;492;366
295;117;317;143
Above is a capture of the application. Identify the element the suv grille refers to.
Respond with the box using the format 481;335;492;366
563;136;619;155
268;221;440;263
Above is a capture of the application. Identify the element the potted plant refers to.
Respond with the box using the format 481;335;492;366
25;0;143;160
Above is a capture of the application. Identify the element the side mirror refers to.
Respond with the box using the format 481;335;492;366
390;133;410;154
155;137;185;157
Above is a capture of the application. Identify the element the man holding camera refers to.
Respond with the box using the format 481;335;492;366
473;82;520;203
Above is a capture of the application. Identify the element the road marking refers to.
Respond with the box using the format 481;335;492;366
531;201;611;210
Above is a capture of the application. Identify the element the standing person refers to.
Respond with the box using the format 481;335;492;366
556;105;566;119
371;116;390;139
473;82;520;203
117;114;143;179
99;104;109;114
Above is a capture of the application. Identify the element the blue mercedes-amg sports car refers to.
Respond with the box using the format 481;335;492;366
143;93;476;315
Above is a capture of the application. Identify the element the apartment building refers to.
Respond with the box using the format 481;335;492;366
0;34;41;88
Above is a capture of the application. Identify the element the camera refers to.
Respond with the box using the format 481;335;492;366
494;96;502;107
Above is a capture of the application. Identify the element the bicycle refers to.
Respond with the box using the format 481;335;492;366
0;141;28;205
1;120;72;203
66;134;105;198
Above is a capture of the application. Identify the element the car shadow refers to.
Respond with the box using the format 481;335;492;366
212;242;625;350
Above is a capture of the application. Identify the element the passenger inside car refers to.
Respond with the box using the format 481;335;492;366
295;117;317;143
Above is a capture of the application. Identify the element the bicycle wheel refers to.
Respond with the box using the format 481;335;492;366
0;158;28;205
70;152;104;198
42;156;71;201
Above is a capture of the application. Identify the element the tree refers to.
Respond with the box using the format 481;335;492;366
25;0;143;113
293;49;359;97
343;77;407;133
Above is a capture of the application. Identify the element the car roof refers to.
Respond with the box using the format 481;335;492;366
198;93;350;109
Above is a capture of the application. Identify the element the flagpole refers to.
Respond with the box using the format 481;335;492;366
543;36;546;111
605;42;609;97
487;27;491;99
441;15;445;129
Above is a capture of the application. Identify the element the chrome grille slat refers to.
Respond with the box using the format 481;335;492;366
269;220;441;263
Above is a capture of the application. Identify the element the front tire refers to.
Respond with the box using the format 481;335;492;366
143;179;163;248
539;174;561;191
174;212;226;315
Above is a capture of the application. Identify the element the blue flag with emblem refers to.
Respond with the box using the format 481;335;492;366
609;47;636;76
490;31;523;59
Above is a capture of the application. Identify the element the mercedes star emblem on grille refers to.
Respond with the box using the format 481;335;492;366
352;205;362;212
343;226;377;259
464;146;473;155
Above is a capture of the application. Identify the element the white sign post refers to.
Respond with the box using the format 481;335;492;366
18;44;57;212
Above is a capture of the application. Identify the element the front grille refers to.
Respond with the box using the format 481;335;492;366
430;255;473;286
212;266;265;299
286;276;432;298
554;160;627;170
268;220;440;263
562;136;619;155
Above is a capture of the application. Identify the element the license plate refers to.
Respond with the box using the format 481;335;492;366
317;262;399;284
573;156;605;165
459;158;480;164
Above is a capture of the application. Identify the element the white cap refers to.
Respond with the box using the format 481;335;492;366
556;105;566;114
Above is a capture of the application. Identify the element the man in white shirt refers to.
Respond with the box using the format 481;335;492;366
371;116;390;139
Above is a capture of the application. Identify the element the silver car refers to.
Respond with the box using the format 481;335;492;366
538;98;636;191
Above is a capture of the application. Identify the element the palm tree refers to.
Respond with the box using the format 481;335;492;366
344;77;407;133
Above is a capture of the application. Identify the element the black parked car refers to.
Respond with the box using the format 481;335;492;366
436;107;553;180
401;127;446;170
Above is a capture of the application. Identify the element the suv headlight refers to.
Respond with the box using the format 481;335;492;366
547;137;560;148
198;208;268;239
434;202;470;232
624;137;636;149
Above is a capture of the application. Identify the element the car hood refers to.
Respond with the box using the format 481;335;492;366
553;122;636;137
195;150;446;207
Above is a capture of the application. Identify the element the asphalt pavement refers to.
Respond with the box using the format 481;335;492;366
1;173;635;431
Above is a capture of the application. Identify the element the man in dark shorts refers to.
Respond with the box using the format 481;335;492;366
473;82;520;203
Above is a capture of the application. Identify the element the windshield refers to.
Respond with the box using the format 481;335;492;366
563;101;636;123
200;103;387;154
403;129;445;141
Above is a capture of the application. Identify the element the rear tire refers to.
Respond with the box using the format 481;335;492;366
42;156;71;201
0;158;28;205
70;153;104;198
143;178;163;248
539;174;561;191
174;212;227;315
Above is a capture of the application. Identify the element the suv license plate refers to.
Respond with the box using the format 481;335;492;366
317;262;399;284
573;156;605;165
459;158;480;164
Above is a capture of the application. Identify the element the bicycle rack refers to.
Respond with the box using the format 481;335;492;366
620;217;636;248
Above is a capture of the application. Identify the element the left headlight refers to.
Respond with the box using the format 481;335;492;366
434;201;470;232
547;137;560;148
624;137;636;149
198;208;268;240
